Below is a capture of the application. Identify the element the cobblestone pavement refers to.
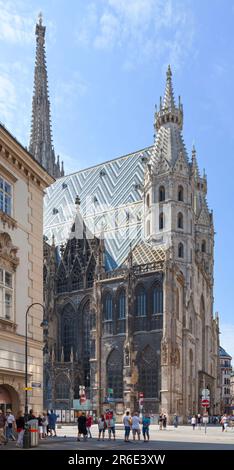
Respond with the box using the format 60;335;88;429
2;424;234;450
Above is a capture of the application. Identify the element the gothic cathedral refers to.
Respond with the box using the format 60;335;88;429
29;17;220;421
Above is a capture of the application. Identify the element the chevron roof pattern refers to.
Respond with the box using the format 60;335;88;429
127;242;166;266
44;146;153;270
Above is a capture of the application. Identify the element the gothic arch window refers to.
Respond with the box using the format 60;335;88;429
55;374;70;399
104;293;113;320
176;288;180;319
103;292;113;334
43;265;47;284
106;349;123;399
138;346;158;398
178;212;183;229
201;240;206;253
178;185;184;202
146;220;150;236
61;304;75;361
87;255;95;288
159;212;164;230
71;259;83;291
136;285;146;317
118;289;126;319
57;264;67;293
117;289;126;334
159;186;165;202
152;282;163;314
200;295;206;371
178;242;184;258
82;300;91;385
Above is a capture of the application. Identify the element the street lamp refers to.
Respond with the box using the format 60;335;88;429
24;302;47;420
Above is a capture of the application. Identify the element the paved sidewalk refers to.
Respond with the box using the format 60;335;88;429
2;424;234;450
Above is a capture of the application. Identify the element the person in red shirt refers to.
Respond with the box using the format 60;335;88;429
86;413;93;438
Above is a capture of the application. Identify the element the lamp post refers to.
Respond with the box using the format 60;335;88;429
24;302;47;420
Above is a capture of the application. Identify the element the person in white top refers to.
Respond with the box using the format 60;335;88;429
131;412;141;441
191;415;196;430
6;410;15;441
123;411;131;442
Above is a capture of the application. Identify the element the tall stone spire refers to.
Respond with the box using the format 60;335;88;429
29;13;64;178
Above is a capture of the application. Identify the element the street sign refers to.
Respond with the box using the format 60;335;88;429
201;399;210;407
31;382;41;388
139;392;144;398
108;388;113;394
202;389;210;398
23;387;32;391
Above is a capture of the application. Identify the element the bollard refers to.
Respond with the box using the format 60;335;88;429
23;425;31;449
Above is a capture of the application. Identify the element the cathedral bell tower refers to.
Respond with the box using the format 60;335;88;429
144;65;194;278
29;13;64;178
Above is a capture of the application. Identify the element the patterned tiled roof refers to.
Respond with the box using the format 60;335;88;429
44;146;153;270
128;242;165;266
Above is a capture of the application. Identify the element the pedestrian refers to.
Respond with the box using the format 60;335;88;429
191;415;196;430
197;414;202;430
6;409;16;441
86;413;93;438
220;414;228;432
131;412;141;441
97;414;106;441
48;409;57;437
42;412;48;438
123;411;131;442
38;414;43;439
106;411;116;441
162;414;167;429
0;409;7;446
173;414;178;428
28;409;36;420
158;413;163;430
77;412;87;441
15;411;25;448
142;414;150;442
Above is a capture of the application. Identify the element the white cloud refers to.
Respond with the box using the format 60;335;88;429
76;0;195;70
219;323;234;365
0;0;34;44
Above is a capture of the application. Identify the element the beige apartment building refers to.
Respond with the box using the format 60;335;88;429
0;124;53;415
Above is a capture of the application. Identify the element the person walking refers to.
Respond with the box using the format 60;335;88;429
221;414;228;432
173;414;178;428
0;410;7;446
42;412;48;438
191;415;196;430
15;411;25;448
123;411;131;442
158;413;163;430
197;414;202;430
131;412;141;441
162;414;167;430
48;409;57;437
106;411;116;441
86;413;93;438
97;414;106;441
77;412;87;441
142;414;150;442
6;409;16;441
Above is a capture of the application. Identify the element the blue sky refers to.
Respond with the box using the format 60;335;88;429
0;0;233;358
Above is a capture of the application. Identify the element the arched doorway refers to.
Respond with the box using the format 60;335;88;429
0;384;20;413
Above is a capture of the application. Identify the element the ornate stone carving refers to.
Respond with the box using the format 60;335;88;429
0;232;19;269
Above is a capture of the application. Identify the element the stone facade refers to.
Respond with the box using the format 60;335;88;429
43;67;220;422
0;124;53;415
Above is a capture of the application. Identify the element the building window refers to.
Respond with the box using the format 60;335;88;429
178;185;184;202
118;290;126;319
71;260;83;291
201;240;206;253
138;346;158;399
159;186;165;202
152;283;163;314
0;177;12;216
107;349;123;399
136;286;146;317
178;242;184;258
0;268;13;320
104;293;113;320
55;375;70;399
57;264;67;293
178;212;183;229
61;304;75;361
159;212;164;230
